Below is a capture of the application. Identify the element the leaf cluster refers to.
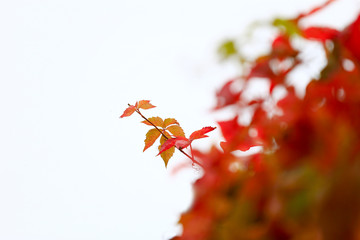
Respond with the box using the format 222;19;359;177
121;100;215;167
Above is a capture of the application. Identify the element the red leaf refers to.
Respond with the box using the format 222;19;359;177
120;105;136;118
341;14;360;61
189;127;216;141
218;117;256;151
173;136;191;149
157;136;191;155
157;138;176;156
220;139;255;152
215;80;241;109
247;56;274;79
303;27;339;42
271;34;298;59
218;116;242;142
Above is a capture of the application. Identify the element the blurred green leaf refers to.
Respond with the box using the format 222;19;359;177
218;40;237;59
273;18;302;36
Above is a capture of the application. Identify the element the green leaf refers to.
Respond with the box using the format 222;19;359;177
218;40;237;59
273;18;302;36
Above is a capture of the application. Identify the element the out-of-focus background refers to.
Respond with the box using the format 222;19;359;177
0;0;359;239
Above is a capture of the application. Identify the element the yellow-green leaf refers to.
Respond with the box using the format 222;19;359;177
141;117;163;127
273;18;302;36
163;118;179;128
218;40;237;60
166;125;185;137
143;128;161;152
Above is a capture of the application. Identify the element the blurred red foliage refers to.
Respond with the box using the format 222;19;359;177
172;2;360;240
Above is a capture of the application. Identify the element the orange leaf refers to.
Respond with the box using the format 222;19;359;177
163;118;179;127
120;105;136;118
158;133;175;167
136;100;156;110
189;126;216;141
143;128;161;152
141;117;163;127
166;125;185;137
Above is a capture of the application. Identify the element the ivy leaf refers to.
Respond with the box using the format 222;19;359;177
158;136;191;156
141;117;163;127
218;117;257;152
143;128;161;152
158;133;175;167
218;116;242;142
120;105;136;118
157;127;215;166
166;125;185;137
121;100;155;118
163;118;179;128
158;138;177;156
189;126;216;141
136;100;156;110
173;137;191;149
158;126;216;156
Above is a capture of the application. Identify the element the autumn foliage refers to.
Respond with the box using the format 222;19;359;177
172;2;360;240
122;1;360;239
121;100;215;167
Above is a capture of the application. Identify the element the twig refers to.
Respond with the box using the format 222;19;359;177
134;107;204;168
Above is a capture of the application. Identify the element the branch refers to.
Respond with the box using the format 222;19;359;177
134;107;204;168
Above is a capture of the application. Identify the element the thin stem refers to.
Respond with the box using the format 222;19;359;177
134;107;204;168
135;109;168;140
179;148;203;168
190;144;194;159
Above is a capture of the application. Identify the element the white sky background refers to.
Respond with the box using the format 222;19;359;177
0;0;359;239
